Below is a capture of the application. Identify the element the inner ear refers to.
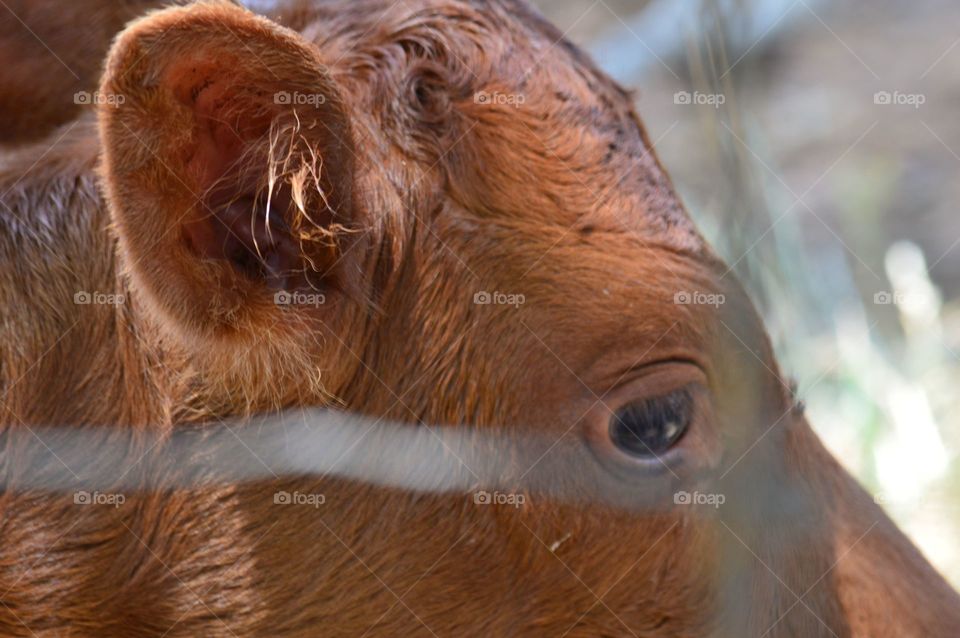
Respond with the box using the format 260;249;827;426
167;61;307;290
180;187;304;292
166;61;340;293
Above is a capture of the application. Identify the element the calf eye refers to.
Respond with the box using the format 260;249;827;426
609;388;692;457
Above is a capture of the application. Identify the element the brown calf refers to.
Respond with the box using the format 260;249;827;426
0;0;958;636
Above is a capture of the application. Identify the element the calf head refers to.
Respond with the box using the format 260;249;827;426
99;0;762;432
66;0;958;635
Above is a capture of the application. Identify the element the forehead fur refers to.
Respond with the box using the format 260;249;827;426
279;0;703;251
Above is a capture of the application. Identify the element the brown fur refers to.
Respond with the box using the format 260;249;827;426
0;1;957;636
0;0;185;145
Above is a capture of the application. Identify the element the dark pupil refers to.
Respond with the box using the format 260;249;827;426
610;388;692;457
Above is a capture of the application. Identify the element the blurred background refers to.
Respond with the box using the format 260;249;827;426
531;0;960;586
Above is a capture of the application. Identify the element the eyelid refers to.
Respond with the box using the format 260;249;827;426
603;361;708;401
591;352;708;391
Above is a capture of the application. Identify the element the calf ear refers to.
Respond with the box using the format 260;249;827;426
98;1;360;344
